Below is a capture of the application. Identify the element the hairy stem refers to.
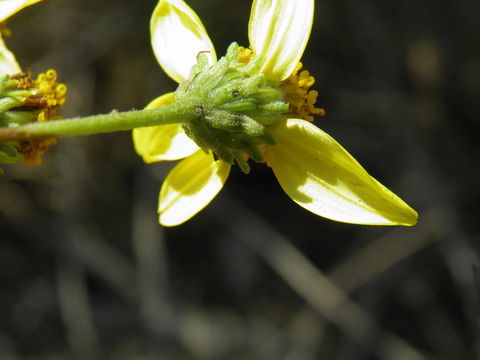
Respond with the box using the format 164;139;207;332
0;98;198;142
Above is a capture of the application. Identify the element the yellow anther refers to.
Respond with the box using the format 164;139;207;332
55;84;67;98
45;69;57;81
32;69;67;121
280;62;325;122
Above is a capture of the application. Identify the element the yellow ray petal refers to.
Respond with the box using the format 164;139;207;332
150;0;216;83
0;0;43;23
133;124;199;162
133;92;199;162
267;119;418;226
248;0;314;82
159;150;230;226
0;35;20;75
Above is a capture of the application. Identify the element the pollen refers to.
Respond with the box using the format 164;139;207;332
280;62;325;122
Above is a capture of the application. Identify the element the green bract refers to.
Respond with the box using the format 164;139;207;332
177;43;288;173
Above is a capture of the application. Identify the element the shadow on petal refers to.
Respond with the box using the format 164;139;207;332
133;124;199;162
159;150;230;226
132;92;199;162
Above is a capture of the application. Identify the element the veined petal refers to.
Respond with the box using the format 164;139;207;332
0;0;43;23
159;150;230;226
248;0;314;82
0;35;20;76
150;0;216;83
133;92;199;162
267;119;418;226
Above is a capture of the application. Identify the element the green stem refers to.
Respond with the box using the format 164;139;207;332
0;98;199;142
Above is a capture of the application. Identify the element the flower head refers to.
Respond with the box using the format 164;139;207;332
0;0;67;168
133;0;418;227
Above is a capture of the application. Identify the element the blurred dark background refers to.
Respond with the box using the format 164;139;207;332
1;0;479;359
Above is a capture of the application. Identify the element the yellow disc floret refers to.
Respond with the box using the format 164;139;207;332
31;69;67;121
11;69;67;121
6;69;67;165
280;62;325;122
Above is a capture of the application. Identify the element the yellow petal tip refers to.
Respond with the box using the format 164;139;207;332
395;207;419;226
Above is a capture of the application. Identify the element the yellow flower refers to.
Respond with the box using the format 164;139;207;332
0;0;44;75
133;0;418;227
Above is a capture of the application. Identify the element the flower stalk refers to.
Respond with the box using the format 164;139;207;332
0;100;201;142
